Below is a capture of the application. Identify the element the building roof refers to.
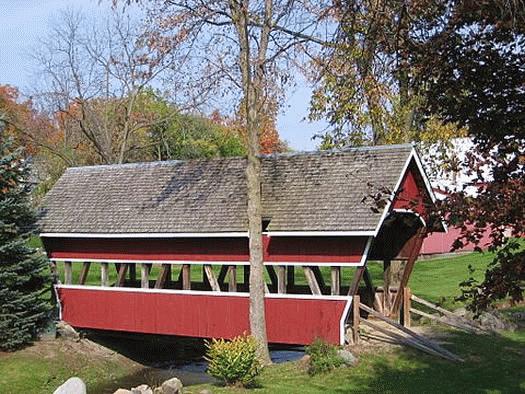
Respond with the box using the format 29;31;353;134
38;144;420;235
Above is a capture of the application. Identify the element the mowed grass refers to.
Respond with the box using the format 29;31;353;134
189;329;525;394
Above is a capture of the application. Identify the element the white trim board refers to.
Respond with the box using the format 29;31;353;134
49;258;366;267
55;284;354;301
40;232;249;239
265;231;375;237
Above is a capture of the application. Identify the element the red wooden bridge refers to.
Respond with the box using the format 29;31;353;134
40;144;443;345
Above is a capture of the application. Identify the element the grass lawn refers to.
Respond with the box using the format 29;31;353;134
0;339;140;394
189;329;525;394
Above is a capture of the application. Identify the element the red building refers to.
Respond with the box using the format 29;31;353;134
39;144;443;345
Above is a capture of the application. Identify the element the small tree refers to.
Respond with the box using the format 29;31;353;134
0;129;50;351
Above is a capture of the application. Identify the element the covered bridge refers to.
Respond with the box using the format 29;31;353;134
39;143;442;345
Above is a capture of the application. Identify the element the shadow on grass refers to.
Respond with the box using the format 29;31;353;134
198;330;524;394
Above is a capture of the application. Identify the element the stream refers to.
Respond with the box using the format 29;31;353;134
87;332;304;393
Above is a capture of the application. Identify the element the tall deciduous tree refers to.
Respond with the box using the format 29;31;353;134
134;0;329;363
0;129;50;351
411;0;525;312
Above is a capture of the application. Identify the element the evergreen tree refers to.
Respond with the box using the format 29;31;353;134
0;126;50;351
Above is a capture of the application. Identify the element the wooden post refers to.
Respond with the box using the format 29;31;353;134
348;266;365;296
352;295;360;345
392;229;426;315
243;265;250;287
116;263;128;287
129;264;136;282
266;265;278;289
287;266;295;291
182;264;191;290
101;262;109;287
277;266;286;294
203;265;211;288
402;287;412;327
78;262;91;285
49;261;58;305
311;266;326;291
204;264;221;292
303;266;321;295
155;264;171;289
331;266;340;295
383;259;392;315
228;265;237;292
141;263;150;288
64;261;72;285
218;265;229;285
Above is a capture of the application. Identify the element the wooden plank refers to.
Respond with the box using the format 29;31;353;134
155;264;171;289
391;229;426;314
182;264;191;290
303;266;321;295
361;319;460;362
402;287;411;327
64;261;72;285
78;262;91;285
331;266;340;295
287;266;295;290
228;265;237;292
116;263;128;287
352;295;360;344
101;262;109;287
218;265;229;285
204;264;221;292
311;266;326;290
141;263;150;288
359;303;463;362
266;265;278;288
410;308;482;334
243;265;250;285
383;259;392;315
277;266;286;294
347;266;365;296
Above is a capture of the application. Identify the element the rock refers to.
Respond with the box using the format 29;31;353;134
113;390;133;394
199;390;213;394
131;384;153;394
53;377;86;394
161;377;184;394
337;349;358;366
56;321;80;341
478;311;517;332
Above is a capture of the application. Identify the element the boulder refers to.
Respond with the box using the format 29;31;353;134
337;349;358;366
56;321;80;341
113;390;133;394
199;390;213;394
53;377;86;394
478;311;517;332
131;384;153;394
161;377;184;394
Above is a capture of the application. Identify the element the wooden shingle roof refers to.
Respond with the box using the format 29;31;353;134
38;144;419;234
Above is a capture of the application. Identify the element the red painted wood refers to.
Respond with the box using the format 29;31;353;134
264;236;367;263
392;162;431;218
57;287;349;345
43;236;367;264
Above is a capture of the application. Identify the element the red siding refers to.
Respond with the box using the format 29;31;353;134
392;163;430;219
57;287;349;345
43;236;367;264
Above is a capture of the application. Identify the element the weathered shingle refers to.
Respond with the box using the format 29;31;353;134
38;144;414;234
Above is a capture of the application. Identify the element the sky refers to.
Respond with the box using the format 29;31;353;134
0;0;325;151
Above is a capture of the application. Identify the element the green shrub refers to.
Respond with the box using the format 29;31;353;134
205;334;260;387
305;338;344;375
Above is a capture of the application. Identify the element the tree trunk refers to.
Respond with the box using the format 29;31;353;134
230;0;271;365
